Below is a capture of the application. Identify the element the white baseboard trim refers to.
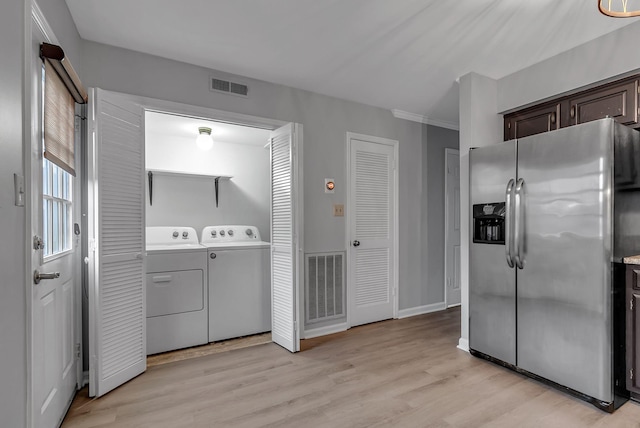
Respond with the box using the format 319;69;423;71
457;338;469;353
303;322;349;339
397;302;446;319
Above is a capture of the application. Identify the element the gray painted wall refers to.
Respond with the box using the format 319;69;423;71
1;2;26;426
498;21;640;113
79;40;426;311
145;133;271;242
423;125;459;306
458;72;502;350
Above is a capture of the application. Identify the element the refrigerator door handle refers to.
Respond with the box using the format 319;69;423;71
514;178;525;269
505;179;516;268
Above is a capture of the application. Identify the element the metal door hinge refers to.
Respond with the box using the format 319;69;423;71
631;298;635;311
631;368;634;380
75;343;81;359
293;322;297;332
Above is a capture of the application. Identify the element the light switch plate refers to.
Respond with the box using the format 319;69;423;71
333;204;344;217
14;173;25;207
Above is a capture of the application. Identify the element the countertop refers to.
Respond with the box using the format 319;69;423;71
623;255;640;265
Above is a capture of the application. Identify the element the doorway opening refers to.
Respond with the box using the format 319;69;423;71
85;90;304;397
444;148;461;307
144;111;272;361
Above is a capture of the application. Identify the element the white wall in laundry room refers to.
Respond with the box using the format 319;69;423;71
145;113;271;242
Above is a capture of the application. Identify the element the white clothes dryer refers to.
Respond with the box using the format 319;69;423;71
201;225;271;342
146;226;208;355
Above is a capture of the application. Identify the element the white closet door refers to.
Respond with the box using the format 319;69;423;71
88;88;146;397
348;136;396;327
270;123;302;353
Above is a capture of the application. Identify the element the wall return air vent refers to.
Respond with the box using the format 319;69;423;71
210;77;249;97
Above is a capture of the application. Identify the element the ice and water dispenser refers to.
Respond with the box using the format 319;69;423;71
472;202;505;244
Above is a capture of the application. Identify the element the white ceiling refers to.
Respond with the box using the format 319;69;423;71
66;0;639;128
145;111;271;146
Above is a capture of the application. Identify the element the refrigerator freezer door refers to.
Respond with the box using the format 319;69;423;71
469;141;517;365
516;119;613;402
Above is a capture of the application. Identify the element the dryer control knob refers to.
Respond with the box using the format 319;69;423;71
211;230;217;237
172;231;179;238
210;253;217;259
246;229;253;236
182;231;189;238
228;230;234;236
220;230;225;236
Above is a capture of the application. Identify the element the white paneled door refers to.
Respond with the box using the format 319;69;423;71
445;149;461;307
270;123;303;353
30;19;79;428
88;89;146;397
347;134;398;327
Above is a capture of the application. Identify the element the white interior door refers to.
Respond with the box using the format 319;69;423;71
88;88;146;397
347;134;398;327
270;123;303;353
445;149;461;307
29;20;79;428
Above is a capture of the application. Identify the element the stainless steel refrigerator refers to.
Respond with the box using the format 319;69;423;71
469;118;640;412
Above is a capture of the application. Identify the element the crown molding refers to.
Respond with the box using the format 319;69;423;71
391;109;459;131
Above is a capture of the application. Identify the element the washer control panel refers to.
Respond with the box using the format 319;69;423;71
201;225;262;244
146;226;200;246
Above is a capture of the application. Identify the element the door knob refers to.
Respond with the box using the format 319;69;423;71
34;270;60;285
210;253;217;259
353;240;360;247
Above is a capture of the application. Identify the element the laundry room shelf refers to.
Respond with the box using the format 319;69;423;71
146;169;232;208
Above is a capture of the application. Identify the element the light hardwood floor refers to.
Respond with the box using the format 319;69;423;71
62;308;640;427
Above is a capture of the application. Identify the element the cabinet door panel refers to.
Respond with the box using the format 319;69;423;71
627;267;640;394
570;80;638;126
504;103;560;141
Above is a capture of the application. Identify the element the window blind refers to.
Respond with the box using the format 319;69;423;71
44;60;76;176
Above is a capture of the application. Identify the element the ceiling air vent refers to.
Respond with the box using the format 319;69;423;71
210;77;248;98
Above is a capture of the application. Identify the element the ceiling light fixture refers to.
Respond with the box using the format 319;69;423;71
196;126;214;150
598;0;640;17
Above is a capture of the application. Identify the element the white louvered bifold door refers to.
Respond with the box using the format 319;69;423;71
349;138;395;327
88;89;146;397
270;123;302;353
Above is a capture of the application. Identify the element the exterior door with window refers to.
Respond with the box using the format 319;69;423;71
30;37;81;428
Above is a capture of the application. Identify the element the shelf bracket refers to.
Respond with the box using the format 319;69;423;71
148;171;153;206
214;176;220;208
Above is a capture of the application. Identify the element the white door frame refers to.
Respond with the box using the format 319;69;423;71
89;90;304;341
345;132;399;327
24;2;84;426
444;148;460;307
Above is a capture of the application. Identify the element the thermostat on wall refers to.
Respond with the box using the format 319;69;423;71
325;178;335;193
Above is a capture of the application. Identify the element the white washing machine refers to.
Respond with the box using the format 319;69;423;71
146;226;208;355
201;225;271;342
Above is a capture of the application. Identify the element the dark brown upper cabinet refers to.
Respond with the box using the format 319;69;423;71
569;79;638;126
504;77;640;141
504;102;562;141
